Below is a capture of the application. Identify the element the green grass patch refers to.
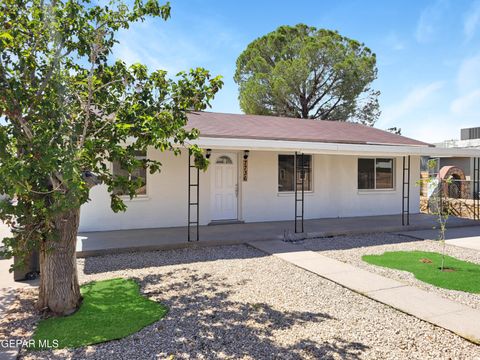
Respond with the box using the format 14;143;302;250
362;251;480;293
31;278;168;350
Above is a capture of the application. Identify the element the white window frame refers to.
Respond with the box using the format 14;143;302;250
357;157;395;192
277;153;314;194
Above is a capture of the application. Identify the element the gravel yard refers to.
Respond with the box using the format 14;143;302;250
302;233;480;310
2;244;480;359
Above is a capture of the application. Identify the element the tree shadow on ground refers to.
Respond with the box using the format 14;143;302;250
56;268;369;359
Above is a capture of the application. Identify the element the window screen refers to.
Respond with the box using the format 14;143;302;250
375;158;394;189
358;158;394;190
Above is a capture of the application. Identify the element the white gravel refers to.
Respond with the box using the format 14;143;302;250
2;244;479;359
302;233;480;310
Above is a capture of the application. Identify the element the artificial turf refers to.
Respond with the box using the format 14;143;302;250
31;278;168;350
363;250;480;294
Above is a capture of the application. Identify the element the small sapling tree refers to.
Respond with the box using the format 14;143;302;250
418;159;451;271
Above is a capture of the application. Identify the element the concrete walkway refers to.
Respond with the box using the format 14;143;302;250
76;213;478;256
0;259;37;360
249;239;480;345
0;258;38;312
400;226;480;251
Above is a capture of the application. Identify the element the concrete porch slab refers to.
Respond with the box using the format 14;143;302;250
75;213;478;256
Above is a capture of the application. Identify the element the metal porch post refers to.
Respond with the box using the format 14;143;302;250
474;157;480;220
294;152;305;233
187;151;200;241
402;155;411;226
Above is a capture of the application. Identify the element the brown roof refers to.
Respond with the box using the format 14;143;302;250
186;112;431;147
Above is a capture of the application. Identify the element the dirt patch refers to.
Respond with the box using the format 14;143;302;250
419;258;433;264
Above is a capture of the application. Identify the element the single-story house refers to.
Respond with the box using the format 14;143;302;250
78;112;480;236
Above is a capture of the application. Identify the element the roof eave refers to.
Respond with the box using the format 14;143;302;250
192;137;480;157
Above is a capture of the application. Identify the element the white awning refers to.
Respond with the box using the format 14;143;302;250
192;137;480;157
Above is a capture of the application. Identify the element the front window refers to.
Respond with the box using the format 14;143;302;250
358;158;394;190
112;151;147;196
278;154;312;192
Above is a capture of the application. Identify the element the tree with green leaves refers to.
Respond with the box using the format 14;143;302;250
234;24;380;125
0;0;222;315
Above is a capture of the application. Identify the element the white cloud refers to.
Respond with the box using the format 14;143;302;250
381;8;480;142
385;32;406;51
415;0;448;43
457;53;480;92
410;53;480;141
449;52;480;119
451;89;480;116
113;21;211;75
111;16;243;77
405;114;473;143
380;81;445;127
110;16;244;114
464;0;480;40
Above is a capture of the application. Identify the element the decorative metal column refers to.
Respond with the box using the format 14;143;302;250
474;157;480;220
402;155;411;226
187;151;200;241
294;152;305;233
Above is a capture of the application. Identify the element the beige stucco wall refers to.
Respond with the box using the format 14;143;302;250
79;149;421;231
80;149;211;231
241;151;420;221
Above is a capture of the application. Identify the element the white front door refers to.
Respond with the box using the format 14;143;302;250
211;153;238;220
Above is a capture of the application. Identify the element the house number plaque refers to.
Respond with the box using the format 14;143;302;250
243;159;248;181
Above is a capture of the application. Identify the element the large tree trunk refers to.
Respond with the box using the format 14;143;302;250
38;207;82;315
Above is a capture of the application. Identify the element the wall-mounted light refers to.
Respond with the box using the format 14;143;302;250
243;150;250;160
206;149;212;159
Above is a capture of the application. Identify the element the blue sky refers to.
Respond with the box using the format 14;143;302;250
113;0;480;142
